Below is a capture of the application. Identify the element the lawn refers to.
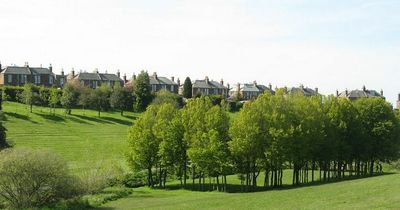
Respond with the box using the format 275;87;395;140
2;101;138;172
101;172;400;210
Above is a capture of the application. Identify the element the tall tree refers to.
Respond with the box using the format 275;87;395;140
90;85;111;117
110;83;126;116
152;89;183;108
21;83;35;113
48;88;60;115
78;86;92;115
134;70;152;112
183;77;192;99
60;83;78;115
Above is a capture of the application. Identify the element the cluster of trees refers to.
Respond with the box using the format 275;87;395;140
127;90;400;192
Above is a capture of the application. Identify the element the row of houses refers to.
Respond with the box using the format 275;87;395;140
0;63;388;104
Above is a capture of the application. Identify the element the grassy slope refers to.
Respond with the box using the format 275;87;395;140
102;173;400;210
2;101;138;172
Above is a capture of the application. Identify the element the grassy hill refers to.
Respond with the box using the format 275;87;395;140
2;101;138;172
101;172;400;210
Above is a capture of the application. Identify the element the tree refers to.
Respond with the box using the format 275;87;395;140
0;149;82;209
78;86;91;115
21;83;35;113
151;89;183;108
134;70;152;112
127;105;159;187
0;120;9;150
183;77;192;98
110;83;126;116
38;86;50;107
90;85;111;117
60;83;78;115
48;88;60;115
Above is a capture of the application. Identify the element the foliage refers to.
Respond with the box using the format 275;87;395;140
0;149;83;209
20;83;36;113
0;120;9;150
152;89;183;108
110;83;127;116
90;85;111;117
183;77;192;98
133;70;152;112
60;82;79;115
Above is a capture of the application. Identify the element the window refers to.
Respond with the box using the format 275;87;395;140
170;85;174;92
93;81;97;89
60;78;64;86
23;75;27;83
7;75;12;83
49;76;53;84
34;75;41;84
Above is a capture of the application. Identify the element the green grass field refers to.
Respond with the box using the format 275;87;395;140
2;101;138;172
2;101;400;209
101;172;400;210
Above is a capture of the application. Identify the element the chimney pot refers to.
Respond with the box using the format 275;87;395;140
363;85;366;92
220;79;224;86
336;90;339;97
269;83;272;90
380;89;384;97
171;76;174;82
315;87;318;94
345;89;349;96
205;76;209;84
253;80;257;87
177;78;180;86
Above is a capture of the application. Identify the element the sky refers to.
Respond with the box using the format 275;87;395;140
0;0;399;104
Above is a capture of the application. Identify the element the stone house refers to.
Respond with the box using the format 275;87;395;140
125;72;179;94
192;76;228;97
67;69;123;88
337;86;384;100
230;81;274;100
0;63;56;87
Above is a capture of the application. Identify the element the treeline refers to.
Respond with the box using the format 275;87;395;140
127;89;400;192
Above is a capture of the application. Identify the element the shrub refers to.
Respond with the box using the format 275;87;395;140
121;171;148;188
0;149;83;209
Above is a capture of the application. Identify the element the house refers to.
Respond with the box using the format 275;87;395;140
67;69;123;88
337;86;384;100
287;85;319;97
0;62;56;87
192;76;228;97
149;72;179;94
230;81;275;100
125;72;179;94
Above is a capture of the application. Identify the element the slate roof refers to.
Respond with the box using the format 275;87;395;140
288;86;317;97
192;79;226;89
2;66;31;74
75;72;102;80
100;74;123;81
338;88;384;99
30;67;52;75
150;76;177;85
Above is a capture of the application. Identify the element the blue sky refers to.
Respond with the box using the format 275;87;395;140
0;0;399;104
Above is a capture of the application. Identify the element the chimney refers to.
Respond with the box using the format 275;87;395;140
40;64;42;68
269;83;272;90
362;85;366;92
336;90;339;97
237;83;241;92
133;73;136;81
61;68;64;76
300;84;304;89
253;80;257;87
123;73;127;83
171;76;175;82
0;61;2;70
95;68;99;74
71;68;75;77
49;64;52;72
380;89;384;97
153;72;158;80
117;69;120;78
220;79;224;86
177;78;180;86
315;87;318;94
227;83;230;90
398;93;400;101
205;76;209;84
25;62;29;67
345;89;348;96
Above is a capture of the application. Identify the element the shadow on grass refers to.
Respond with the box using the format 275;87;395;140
123;115;138;120
161;172;395;194
101;116;132;126
4;112;39;124
36;113;66;122
73;115;113;124
67;115;92;125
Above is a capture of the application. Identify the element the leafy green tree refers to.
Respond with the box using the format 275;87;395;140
90;85;111;117
110;83;126;116
127;105;159;187
21;83;35;113
78;86;92;115
183;77;192;98
48;88;60;115
0;120;9;150
152;89;183;108
60;83;78;115
134;70;152;112
38;86;50;107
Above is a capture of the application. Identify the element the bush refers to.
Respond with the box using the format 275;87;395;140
0;149;83;209
121;171;148;188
